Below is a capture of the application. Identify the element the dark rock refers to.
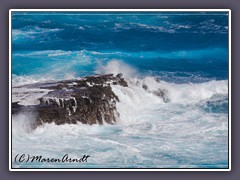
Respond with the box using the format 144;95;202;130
12;74;128;128
155;77;161;83
12;102;24;114
136;81;140;86
116;73;123;78
152;89;170;103
118;78;128;87
142;84;148;91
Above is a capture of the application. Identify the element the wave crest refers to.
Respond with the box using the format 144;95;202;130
95;60;138;78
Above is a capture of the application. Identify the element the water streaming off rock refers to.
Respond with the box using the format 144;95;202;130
11;11;229;168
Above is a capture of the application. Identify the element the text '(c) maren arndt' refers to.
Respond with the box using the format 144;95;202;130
14;154;90;163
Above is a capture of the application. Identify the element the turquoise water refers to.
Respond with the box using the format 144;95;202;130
11;11;229;169
12;12;228;82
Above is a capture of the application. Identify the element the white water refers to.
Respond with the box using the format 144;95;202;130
12;61;228;168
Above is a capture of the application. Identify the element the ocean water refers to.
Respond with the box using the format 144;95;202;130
11;11;229;168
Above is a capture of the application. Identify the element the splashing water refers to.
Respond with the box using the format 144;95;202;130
11;12;229;168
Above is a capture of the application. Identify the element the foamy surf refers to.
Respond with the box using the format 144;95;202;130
11;11;229;168
12;62;228;168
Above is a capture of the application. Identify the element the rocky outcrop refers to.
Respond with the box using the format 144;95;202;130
12;74;128;128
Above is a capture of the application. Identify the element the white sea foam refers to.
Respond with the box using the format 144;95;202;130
12;26;63;40
12;74;54;87
113;22;176;33
95;60;138;78
12;87;51;105
112;19;227;34
12;60;228;168
12;73;76;87
111;78;227;125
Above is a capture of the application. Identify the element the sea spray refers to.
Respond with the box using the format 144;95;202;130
11;12;229;168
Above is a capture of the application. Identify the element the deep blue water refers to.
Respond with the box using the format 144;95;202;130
11;11;229;169
12;11;228;83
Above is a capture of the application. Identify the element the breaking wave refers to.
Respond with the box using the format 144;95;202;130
12;60;228;168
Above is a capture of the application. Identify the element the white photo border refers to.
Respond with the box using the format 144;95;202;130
9;9;231;171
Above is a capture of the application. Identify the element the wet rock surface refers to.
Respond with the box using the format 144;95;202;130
12;74;127;128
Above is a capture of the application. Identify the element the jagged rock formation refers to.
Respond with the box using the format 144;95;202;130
12;74;170;129
12;74;128;128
